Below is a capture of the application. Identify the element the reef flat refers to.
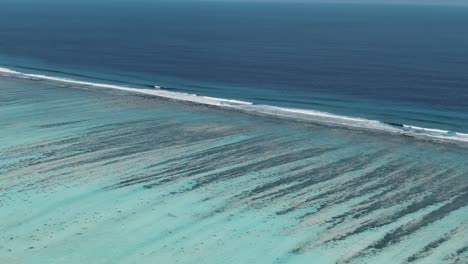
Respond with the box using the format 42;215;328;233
1;75;467;264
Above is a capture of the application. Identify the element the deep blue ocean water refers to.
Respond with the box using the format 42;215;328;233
1;2;468;133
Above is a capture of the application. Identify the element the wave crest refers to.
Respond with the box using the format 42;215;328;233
1;66;467;144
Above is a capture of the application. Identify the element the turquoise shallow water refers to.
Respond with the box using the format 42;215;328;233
1;74;468;263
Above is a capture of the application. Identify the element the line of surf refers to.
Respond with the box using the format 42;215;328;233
0;67;253;106
1;66;467;144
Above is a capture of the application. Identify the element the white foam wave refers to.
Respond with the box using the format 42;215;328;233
0;68;252;107
201;96;253;105
1;66;467;144
402;125;468;143
239;104;401;133
0;67;20;74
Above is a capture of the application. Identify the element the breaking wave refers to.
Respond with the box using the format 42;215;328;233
1;66;467;144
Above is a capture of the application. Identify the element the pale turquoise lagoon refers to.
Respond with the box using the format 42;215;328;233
1;74;468;264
